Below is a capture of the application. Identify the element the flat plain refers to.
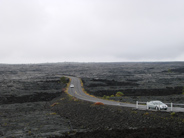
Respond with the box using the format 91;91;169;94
1;62;184;137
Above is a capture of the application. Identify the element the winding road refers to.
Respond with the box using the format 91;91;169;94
68;76;184;112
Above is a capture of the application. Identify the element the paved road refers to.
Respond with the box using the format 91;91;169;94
68;76;184;113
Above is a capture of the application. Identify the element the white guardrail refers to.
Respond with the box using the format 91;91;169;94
136;101;184;112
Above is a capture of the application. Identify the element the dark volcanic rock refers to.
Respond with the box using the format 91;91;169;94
80;62;184;97
1;62;184;137
50;128;184;138
87;78;139;87
52;93;184;138
171;67;184;73
0;79;65;104
0;101;70;138
85;86;183;97
0;64;70;137
0;92;62;104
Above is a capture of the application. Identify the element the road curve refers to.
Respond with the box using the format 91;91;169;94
67;76;184;112
68;76;136;108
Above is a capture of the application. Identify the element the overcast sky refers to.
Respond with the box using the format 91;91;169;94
0;0;184;63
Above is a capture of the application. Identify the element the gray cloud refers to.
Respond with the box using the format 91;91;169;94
0;0;184;63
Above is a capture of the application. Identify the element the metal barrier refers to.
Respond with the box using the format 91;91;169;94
136;101;184;112
164;103;184;111
136;101;147;109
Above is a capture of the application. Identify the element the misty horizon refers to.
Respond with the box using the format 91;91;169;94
1;0;184;64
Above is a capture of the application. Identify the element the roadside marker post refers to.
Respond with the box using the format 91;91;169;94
146;102;148;110
136;101;138;109
171;103;173;112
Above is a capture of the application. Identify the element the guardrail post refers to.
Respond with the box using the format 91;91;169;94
171;102;173;112
136;101;138;109
159;103;160;110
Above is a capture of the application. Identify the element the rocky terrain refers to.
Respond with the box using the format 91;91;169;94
0;62;184;137
51;92;184;138
0;64;71;137
81;62;184;97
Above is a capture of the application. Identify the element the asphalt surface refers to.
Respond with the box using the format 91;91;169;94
68;76;184;113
